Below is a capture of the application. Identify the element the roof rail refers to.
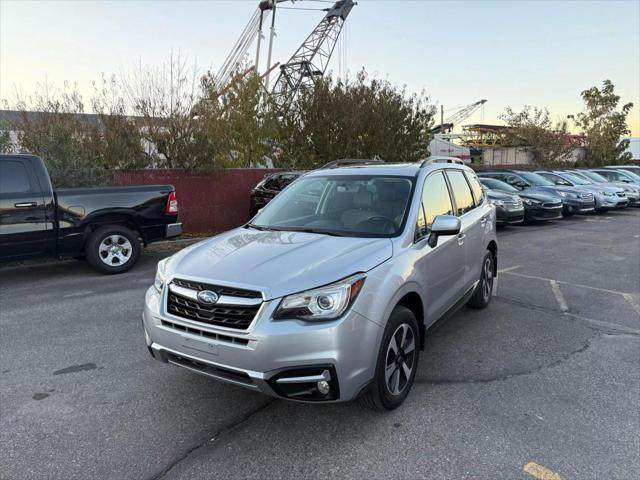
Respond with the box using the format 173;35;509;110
319;159;386;169
419;156;466;167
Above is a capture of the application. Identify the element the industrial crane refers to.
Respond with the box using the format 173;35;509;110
215;0;355;113
269;0;355;113
429;99;487;134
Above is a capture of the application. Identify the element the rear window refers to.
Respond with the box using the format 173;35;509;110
0;161;32;194
446;170;475;215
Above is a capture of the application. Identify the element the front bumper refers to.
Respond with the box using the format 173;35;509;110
524;204;563;221
142;286;382;402
562;198;595;214
495;206;524;225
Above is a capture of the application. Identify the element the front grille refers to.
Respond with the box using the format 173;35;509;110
580;192;594;200
543;202;561;208
172;278;261;299
161;320;249;346
167;279;262;330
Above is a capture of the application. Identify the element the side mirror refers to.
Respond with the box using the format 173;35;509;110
428;215;461;248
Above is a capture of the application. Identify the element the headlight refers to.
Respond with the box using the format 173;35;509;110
274;273;366;321
557;191;568;198
522;199;539;205
490;199;504;206
154;258;169;293
600;191;615;196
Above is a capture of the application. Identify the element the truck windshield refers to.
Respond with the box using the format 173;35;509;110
249;175;414;238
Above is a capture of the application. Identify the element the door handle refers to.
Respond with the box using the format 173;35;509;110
480;217;487;226
14;202;37;208
457;233;466;245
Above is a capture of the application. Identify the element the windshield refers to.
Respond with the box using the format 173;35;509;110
518;172;556;187
622;170;640;181
250;175;414;237
560;172;591;185
480;177;518;193
574;170;607;183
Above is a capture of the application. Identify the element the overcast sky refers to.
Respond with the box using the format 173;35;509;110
1;0;638;135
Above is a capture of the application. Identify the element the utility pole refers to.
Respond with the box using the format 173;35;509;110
441;105;444;131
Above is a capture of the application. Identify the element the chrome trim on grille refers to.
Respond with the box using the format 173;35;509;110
169;283;262;306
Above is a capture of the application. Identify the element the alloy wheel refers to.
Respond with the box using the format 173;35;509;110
384;323;416;396
482;256;494;302
98;235;133;266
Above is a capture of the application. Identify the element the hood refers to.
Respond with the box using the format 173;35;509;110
525;185;584;197
165;228;393;300
517;191;560;202
486;190;518;201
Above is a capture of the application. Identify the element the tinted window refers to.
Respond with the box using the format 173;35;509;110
464;171;484;205
446;170;475;215
0;161;32;194
416;171;454;240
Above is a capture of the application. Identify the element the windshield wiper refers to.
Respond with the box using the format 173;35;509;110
287;227;347;237
245;223;276;231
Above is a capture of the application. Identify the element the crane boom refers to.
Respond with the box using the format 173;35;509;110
269;0;355;113
430;99;487;134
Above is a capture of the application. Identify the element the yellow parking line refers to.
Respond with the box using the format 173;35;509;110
523;461;562;480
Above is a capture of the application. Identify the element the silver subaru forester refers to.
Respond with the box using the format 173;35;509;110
143;160;497;410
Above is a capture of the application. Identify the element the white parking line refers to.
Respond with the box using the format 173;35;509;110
549;280;569;312
492;276;499;297
498;265;521;274
63;291;93;298
502;271;629;296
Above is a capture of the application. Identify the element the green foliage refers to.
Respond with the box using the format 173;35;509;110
276;70;435;168
499;106;574;167
574;80;634;167
12;86;111;187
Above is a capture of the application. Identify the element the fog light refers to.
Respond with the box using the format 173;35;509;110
317;380;330;395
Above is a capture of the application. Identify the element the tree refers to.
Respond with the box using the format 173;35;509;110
499;106;574;167
12;83;110;187
277;70;435;168
0;119;13;154
574;80;634;166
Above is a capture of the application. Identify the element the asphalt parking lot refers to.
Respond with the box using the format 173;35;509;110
1;210;639;480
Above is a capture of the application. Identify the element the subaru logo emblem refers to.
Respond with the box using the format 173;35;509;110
197;290;219;305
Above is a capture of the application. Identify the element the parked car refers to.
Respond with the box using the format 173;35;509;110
565;170;640;207
0;154;182;273
144;160;497;410
604;165;640;177
249;171;303;217
535;170;627;212
477;170;594;217
484;187;524;226
479;177;563;222
591;168;640;186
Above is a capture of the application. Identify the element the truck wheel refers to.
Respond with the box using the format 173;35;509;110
359;306;419;411
85;225;141;274
467;250;495;309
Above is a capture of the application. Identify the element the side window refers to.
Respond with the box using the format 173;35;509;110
416;171;454;241
464;171;484;205
446;170;475;215
0;161;33;194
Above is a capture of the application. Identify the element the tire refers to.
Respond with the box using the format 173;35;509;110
466;250;495;309
595;207;609;213
85;224;141;274
359;306;420;411
562;206;574;217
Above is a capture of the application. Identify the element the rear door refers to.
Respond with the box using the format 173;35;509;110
0;159;50;259
444;169;487;292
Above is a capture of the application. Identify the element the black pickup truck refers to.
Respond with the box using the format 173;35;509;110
0;154;182;273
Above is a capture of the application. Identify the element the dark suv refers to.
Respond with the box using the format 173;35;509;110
249;171;303;217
